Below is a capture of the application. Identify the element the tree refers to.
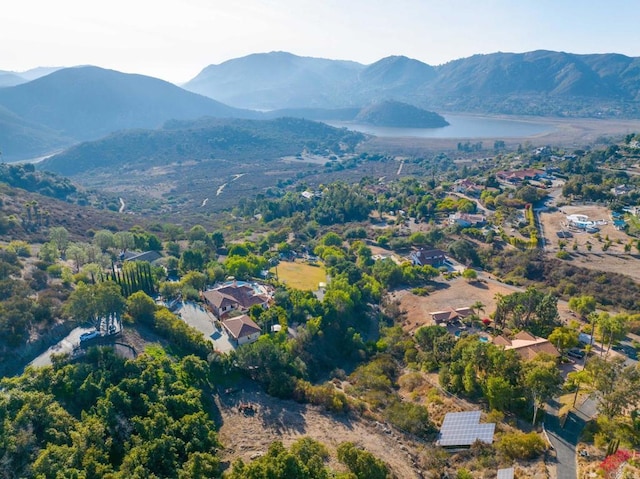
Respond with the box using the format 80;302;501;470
93;230;115;252
188;225;208;243
548;326;579;353
485;375;515;411
461;268;478;282
49;226;70;256
597;313;628;356
471;300;485;317
584;356;640;419
127;291;157;325
523;356;562;424
337;442;388;479
67;243;87;273
65;281;125;330
568;295;596;320
114;231;136;252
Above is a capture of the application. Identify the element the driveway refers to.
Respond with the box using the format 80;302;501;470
29;326;94;368
545;396;597;479
176;302;235;353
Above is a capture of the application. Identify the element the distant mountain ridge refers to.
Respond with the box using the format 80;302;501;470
184;50;640;116
0;66;259;160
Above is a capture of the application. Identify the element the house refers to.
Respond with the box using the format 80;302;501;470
222;314;261;345
611;184;634;196
453;179;481;196
431;310;460;323
448;212;486;228
411;248;447;267
201;281;270;318
496;169;544;184
430;307;474;323
493;331;559;361
437;411;495;448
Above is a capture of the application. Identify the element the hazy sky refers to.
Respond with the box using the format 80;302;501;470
3;0;639;84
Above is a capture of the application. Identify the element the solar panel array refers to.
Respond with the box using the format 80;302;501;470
437;411;495;447
497;467;515;479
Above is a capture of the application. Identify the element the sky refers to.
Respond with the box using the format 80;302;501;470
2;0;640;84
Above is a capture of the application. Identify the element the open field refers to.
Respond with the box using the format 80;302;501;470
271;260;327;291
539;203;640;282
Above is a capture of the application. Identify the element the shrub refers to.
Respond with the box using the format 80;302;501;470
496;431;546;460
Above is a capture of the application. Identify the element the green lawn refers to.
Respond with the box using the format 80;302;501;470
271;260;327;291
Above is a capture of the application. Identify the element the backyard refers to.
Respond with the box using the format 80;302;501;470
271;260;327;291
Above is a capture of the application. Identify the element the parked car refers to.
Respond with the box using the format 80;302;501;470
80;330;100;342
613;344;638;360
567;348;585;359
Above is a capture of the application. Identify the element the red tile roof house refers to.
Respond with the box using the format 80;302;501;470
496;169;545;184
493;331;559;361
201;282;270;319
222;314;262;345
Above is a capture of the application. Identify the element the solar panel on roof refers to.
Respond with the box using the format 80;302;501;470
497;467;514;479
437;411;495;447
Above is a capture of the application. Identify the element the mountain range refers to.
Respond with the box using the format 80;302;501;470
0;67;61;87
1;49;640;162
184;50;640;113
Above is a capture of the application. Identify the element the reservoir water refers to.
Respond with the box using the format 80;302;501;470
326;114;555;139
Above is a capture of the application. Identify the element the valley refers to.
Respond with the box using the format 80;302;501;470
4;47;640;479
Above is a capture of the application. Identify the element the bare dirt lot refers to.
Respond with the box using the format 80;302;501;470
215;381;425;478
540;203;640;282
215;377;550;479
393;276;521;334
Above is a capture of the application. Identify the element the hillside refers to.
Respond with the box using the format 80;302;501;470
0;105;72;161
354;100;449;128
40;117;366;176
185;50;640;117
0;66;259;149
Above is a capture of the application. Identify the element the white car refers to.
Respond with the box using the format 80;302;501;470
80;330;100;342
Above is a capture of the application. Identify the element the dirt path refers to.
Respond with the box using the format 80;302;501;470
215;383;424;478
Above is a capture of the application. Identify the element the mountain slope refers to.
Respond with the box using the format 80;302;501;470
353;56;436;101
0;105;72;161
184;51;364;109
0;71;26;87
39;117;365;176
0;66;259;142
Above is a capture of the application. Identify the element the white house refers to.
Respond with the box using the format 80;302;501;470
222;315;262;345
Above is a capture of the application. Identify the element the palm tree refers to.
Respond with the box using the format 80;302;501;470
471;300;485;317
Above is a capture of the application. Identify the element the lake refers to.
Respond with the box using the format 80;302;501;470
326;114;555;139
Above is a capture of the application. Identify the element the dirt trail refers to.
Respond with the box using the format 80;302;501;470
215;383;424;478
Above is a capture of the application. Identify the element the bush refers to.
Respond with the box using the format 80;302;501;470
337;442;388;479
383;400;436;438
46;263;63;278
556;250;571;260
496;431;546;460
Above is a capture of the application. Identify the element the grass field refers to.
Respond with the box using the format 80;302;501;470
271;260;327;291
